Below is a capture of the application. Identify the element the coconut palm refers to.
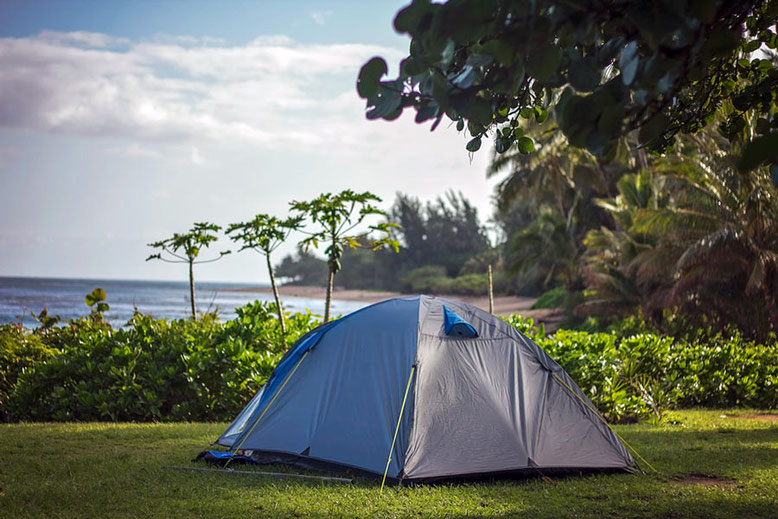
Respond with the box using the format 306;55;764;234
633;130;778;338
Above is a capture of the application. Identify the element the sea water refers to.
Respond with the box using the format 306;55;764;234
0;277;366;328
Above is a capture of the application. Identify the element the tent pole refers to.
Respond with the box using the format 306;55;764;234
380;364;416;493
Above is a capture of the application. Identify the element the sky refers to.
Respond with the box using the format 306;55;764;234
0;1;498;283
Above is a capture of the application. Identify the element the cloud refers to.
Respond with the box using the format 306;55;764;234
108;143;163;158
37;30;130;48
0;31;403;149
311;10;333;25
190;145;204;165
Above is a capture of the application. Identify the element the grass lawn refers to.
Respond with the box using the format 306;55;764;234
1;409;776;518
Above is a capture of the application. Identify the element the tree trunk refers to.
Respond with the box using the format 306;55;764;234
266;253;286;338
487;264;494;314
188;260;196;319
324;268;334;323
763;281;778;338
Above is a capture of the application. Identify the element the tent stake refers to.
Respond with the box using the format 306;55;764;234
162;465;353;483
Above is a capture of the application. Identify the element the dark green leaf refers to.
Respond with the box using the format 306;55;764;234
638;113;669;145
357;57;388;99
527;45;562;84
517;136;534;154
568;57;601;92
619;42;638;85
739;132;778;171
466;136;482;152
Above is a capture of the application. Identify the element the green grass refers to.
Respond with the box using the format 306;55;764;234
1;410;776;518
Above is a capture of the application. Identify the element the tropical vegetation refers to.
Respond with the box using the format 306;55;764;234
358;0;778;172
2;297;775;424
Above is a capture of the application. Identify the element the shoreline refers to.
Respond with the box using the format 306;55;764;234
227;284;563;327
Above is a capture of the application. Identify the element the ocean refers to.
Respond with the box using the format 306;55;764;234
0;277;367;328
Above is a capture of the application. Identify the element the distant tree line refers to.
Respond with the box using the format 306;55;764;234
275;191;503;295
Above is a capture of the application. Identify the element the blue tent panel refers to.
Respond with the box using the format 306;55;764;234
442;305;478;338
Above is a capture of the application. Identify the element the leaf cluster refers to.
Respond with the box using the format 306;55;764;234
3;301;317;422
503;314;778;422
226;214;303;256
359;0;778;169
146;222;230;264
291;190;400;274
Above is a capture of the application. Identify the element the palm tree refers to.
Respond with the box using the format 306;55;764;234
586;126;778;338
581;169;670;317
633;130;778;338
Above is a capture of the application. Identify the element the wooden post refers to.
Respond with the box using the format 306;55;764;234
488;264;494;315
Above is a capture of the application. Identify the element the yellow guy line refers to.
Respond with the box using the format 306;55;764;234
551;372;658;474
380;364;416;492
224;350;311;469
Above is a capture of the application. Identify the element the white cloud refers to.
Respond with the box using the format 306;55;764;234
0;31;402;148
190;145;204;165
37;30;130;48
108;143;162;158
311;10;333;25
0;30;503;282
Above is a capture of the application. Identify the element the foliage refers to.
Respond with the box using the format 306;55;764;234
146;222;228;264
0;324;55;421
6;302;317;422
227;215;302;256
85;287;110;323
506;208;584;293
146;222;230;318
487;120;631;296
530;286;568;310
399;266;504;295
291;190;399;321
275;246;329;286
359;0;778;172
276;191;498;295
505;315;778;422
390;191;492;277
583;124;778;339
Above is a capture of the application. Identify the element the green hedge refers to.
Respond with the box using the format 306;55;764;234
4;302;317;422
2;305;776;423
505;315;778;421
0;324;56;421
399;265;509;295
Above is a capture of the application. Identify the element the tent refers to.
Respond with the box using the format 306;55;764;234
216;295;635;482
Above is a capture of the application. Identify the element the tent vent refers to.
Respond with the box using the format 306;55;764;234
300;446;310;456
442;305;478;338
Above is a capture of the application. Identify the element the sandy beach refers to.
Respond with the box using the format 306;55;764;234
228;285;564;328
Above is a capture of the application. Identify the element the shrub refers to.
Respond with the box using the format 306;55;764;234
0;324;56;421
7;302;317;422
530;287;568;309
504;316;778;422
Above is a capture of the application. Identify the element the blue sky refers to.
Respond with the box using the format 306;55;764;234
0;1;496;283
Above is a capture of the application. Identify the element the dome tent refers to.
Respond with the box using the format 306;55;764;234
216;296;635;482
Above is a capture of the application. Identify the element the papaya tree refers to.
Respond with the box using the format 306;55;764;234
291;190;399;322
227;214;302;340
146;222;230;319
